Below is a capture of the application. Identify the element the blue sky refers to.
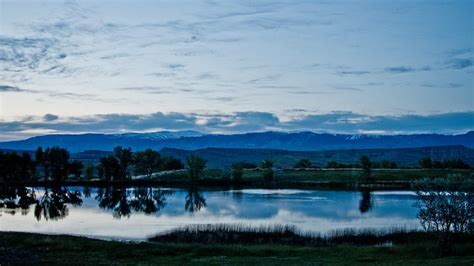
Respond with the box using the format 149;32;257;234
0;0;472;140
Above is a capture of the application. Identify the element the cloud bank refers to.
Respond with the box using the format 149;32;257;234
0;111;472;141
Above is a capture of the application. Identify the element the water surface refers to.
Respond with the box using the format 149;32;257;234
0;186;420;240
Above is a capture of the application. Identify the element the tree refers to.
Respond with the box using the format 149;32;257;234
231;163;244;183
19;153;34;181
381;160;397;169
35;147;51;180
68;160;84;179
2;152;21;181
419;157;433;169
261;160;274;182
326;160;339;168
359;155;372;181
414;177;473;255
84;164;95;180
134;149;162;179
161;156;184;171
294;159;312;169
113;146;134;180
47;147;71;182
186;155;207;181
0;151;6;182
261;160;273;169
97;155;120;181
239;162;257;169
443;159;471;169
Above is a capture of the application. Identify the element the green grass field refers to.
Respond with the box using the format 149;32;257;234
153;168;474;185
1;232;473;265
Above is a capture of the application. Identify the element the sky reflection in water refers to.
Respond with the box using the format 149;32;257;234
0;187;420;240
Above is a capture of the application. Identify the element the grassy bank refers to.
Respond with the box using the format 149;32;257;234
1;232;473;265
4;168;473;190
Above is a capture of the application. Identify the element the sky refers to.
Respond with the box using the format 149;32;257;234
0;0;473;140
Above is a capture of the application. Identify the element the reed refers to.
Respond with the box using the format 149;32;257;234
148;224;444;246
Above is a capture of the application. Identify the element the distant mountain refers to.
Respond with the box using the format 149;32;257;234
159;145;474;168
0;131;472;153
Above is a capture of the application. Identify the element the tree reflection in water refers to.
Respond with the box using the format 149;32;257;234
131;187;171;214
95;187;172;219
0;186;37;216
359;189;373;214
96;187;131;218
34;187;83;221
185;185;206;212
83;186;91;198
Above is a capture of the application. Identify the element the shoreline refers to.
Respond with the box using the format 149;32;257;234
1;179;421;190
3;168;473;190
3;179;473;191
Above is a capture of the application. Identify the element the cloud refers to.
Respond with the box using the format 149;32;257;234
331;86;364;92
43;114;59;121
0;111;472;141
0;85;21;92
384;66;416;73
166;64;186;70
383;65;434;74
284;111;474;134
421;83;463;89
336;70;371;76
118;86;171;94
0;84;110;102
445;58;473;69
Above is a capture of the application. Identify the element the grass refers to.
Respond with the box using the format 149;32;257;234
1;231;473;265
149;168;474;182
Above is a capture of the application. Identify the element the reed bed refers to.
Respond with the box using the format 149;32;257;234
148;224;437;246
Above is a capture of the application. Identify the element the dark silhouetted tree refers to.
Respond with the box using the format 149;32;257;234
97;155;120;181
261;160;274;182
134;149;162;178
68;160;84;179
48;147;71;182
360;155;372;181
294;159;312;169
419;157;433;169
186;155;207;181
84;164;95;180
161;156;184;171
414;176;473;255
231;163;244;183
114;146;134;180
381;160;397;169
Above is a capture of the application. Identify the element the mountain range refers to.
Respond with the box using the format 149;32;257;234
0;131;472;153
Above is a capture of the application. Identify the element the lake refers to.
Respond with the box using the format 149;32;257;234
0;186;420;240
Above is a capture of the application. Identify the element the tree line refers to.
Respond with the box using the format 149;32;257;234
292;157;470;169
418;157;470;169
0;146;185;183
97;147;184;181
1;147;471;184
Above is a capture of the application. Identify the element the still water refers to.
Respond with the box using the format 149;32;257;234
0;186;420;240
